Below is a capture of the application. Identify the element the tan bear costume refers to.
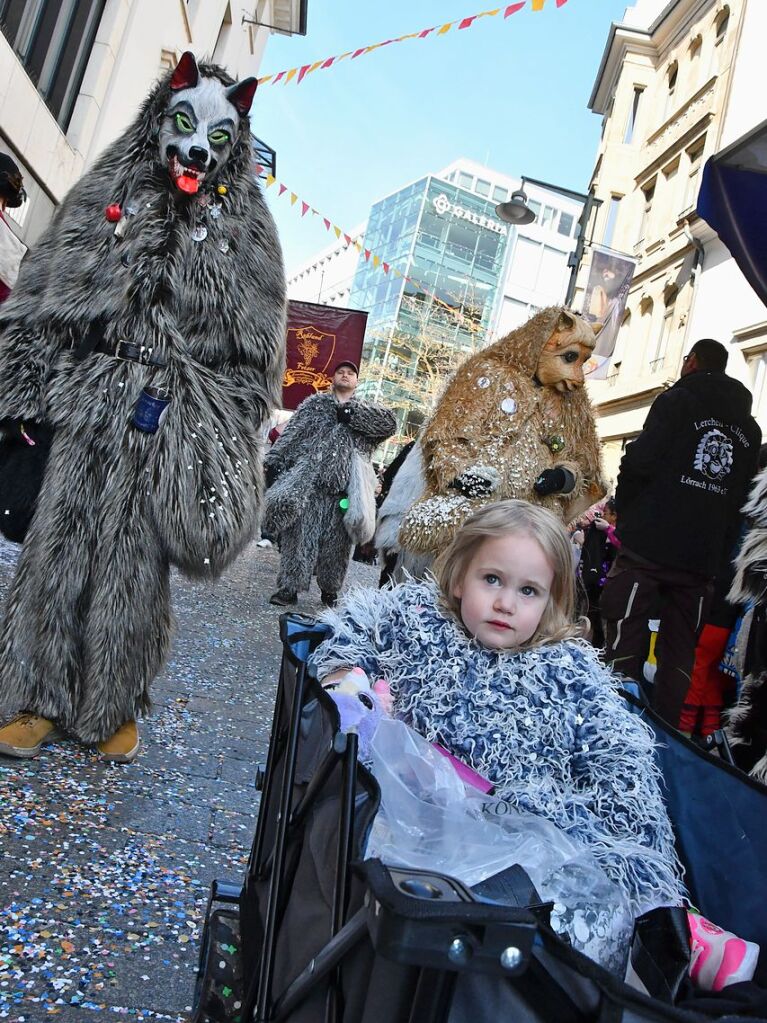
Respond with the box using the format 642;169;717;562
399;307;607;557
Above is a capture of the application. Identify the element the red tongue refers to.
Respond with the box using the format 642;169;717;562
177;174;199;194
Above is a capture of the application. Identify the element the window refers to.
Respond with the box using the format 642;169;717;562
475;179;491;198
540;205;556;230
749;351;767;424
638;181;655;246
683;142;705;212
492;185;508;203
652;290;677;367
558;211;575;237
664;62;678;121
689;35;702;91
602;195;621;248
0;0;106;129
457;172;473;189
527;199;541;220
663;159;679;215
715;7;729;44
623;86;643;144
640;297;655;364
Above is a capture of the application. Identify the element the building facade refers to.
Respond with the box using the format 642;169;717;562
578;0;743;485
286;223;365;308
0;0;305;246
685;0;767;427
337;158;582;453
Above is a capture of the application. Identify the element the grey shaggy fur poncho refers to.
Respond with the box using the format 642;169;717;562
0;63;286;742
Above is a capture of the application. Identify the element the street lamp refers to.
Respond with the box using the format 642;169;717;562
495;187;536;225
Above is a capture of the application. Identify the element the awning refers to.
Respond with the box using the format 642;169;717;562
697;118;767;307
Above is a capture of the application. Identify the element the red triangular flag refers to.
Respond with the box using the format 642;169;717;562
297;64;312;84
383;262;390;274
344;233;352;245
364;249;371;261
323;218;331;231
278;184;287;196
504;2;525;15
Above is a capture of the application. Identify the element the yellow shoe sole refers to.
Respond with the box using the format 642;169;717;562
97;737;140;764
0;728;61;759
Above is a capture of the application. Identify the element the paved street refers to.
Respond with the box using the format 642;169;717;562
0;537;375;1022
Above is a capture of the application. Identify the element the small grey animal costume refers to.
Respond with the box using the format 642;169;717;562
0;61;286;742
263;393;395;596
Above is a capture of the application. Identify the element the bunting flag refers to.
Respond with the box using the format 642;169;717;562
255;165;485;335
257;0;569;86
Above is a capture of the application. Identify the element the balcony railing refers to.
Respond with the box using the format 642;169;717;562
649;357;665;374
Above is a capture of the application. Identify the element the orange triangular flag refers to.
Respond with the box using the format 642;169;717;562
334;226;342;239
290;192;298;205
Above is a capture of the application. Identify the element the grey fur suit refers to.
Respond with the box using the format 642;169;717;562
263;393;395;596
0;63;286;742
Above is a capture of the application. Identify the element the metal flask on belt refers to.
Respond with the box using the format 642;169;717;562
132;386;172;434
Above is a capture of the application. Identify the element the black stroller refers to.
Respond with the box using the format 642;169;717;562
190;614;767;1023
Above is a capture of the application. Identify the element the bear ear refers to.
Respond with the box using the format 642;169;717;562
170;51;200;91
557;309;576;331
226;77;258;115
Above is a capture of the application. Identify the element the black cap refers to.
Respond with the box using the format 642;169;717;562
333;360;359;375
0;153;25;208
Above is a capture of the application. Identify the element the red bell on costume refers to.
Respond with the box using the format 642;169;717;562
105;204;122;222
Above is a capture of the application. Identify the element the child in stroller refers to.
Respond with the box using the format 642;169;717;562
312;500;688;973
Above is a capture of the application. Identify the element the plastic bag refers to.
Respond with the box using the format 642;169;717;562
366;718;632;972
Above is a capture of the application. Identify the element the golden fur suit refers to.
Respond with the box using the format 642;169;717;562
399;307;607;557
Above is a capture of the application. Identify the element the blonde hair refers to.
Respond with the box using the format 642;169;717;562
434;500;582;649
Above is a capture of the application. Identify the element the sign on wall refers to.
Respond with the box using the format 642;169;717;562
282;300;369;410
582;246;636;380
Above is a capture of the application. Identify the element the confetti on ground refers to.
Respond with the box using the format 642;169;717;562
0;536;380;1020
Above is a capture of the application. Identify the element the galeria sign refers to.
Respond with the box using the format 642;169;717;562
432;193;508;236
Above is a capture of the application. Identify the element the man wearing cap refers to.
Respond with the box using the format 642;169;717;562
263;361;396;607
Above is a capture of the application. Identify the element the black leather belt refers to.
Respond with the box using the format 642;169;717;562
94;338;167;368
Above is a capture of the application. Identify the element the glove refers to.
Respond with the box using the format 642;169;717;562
336;403;354;424
449;469;497;499
533;467;575;497
264;461;280;488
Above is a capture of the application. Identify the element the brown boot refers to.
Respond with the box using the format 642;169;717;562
97;720;140;764
0;714;60;758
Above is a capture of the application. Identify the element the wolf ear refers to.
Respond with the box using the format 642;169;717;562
226;77;258;115
170;51;200;91
557;309;576;331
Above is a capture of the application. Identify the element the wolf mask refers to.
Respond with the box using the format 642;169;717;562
157;51;258;195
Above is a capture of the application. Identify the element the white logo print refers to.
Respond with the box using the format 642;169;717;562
694;429;734;481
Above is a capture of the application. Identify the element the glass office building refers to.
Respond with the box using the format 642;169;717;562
349;175;511;427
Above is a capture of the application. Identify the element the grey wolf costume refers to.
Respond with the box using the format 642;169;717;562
0;54;286;742
725;469;767;782
263;392;395;599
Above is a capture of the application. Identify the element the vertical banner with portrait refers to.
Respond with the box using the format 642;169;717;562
282;300;368;410
581;246;636;380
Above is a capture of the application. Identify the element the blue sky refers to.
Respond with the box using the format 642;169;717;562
250;0;630;275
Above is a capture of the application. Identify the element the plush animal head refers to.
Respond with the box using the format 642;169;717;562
535;310;599;394
157;52;257;195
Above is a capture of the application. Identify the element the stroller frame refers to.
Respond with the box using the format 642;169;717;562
192;614;767;1023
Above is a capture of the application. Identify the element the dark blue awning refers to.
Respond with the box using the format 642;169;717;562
697;119;767;307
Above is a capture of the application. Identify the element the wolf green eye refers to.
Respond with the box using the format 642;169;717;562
208;129;231;147
174;111;195;133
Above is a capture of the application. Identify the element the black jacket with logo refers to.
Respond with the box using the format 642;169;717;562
615;371;761;576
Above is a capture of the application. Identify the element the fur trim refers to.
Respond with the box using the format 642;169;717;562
311;580;685;915
0;62;286;740
729;527;767;605
375;441;425;554
345;451;377;544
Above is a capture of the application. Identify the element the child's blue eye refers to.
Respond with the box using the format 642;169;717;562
521;585;537;597
484;573;500;585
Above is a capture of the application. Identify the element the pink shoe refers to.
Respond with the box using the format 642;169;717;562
688;912;759;991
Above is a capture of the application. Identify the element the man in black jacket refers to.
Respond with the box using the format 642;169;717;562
601;339;761;727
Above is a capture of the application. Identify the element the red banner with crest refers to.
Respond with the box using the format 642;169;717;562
282;300;368;410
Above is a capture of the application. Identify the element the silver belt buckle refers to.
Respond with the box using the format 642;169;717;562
114;339;132;361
